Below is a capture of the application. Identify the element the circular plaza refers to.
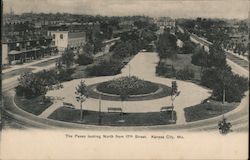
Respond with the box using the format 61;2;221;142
42;52;211;125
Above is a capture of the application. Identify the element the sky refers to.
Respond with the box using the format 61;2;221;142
3;0;250;19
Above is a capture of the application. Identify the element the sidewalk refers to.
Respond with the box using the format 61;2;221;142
2;54;61;74
39;100;63;118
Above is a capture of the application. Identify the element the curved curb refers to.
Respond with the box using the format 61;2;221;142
7;90;248;131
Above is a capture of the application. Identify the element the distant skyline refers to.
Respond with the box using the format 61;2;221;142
3;0;249;19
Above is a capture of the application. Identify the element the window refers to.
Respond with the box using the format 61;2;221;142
52;34;55;39
60;34;63;39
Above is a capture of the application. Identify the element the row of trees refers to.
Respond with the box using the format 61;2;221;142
156;29;178;59
191;44;248;102
156;28;248;103
86;27;156;77
179;18;249;58
155;29;195;81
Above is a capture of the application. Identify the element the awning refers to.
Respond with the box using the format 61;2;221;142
8;50;22;55
8;48;41;55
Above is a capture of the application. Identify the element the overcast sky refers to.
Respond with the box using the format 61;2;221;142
3;0;249;19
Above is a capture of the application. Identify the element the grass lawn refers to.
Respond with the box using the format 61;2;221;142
71;51;114;79
14;95;53;115
71;50;136;79
2;68;34;80
184;100;239;122
71;65;90;79
49;107;177;126
161;54;201;81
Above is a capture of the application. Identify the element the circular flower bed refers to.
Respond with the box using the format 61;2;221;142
96;76;159;95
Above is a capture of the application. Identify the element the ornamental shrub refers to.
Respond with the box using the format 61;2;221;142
176;67;195;80
86;59;123;76
76;54;93;66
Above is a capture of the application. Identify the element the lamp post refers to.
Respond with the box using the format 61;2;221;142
129;64;131;77
169;81;180;123
98;95;102;125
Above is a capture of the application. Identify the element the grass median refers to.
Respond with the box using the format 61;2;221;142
49;106;177;126
14;95;53;115
184;100;239;122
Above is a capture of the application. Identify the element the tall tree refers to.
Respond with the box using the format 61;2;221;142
61;48;75;69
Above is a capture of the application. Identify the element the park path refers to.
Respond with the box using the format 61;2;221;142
39;100;63;118
47;52;211;124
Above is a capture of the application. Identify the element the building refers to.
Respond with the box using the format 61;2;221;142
155;17;175;29
2;36;56;65
2;17;57;66
48;30;86;52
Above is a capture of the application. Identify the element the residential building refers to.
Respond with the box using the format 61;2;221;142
2;17;57;66
2;36;56;65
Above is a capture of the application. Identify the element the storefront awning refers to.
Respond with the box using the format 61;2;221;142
8;50;22;55
9;48;41;55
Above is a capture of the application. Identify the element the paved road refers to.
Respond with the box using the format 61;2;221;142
226;51;249;71
2;54;60;74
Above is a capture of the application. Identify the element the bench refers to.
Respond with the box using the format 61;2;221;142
160;106;173;112
63;102;74;108
108;107;123;114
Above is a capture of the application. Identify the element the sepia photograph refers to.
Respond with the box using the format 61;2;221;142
0;0;249;159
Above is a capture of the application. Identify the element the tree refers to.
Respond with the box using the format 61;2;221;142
76;43;94;66
181;41;195;54
191;46;208;67
156;30;178;59
82;42;94;56
91;31;104;54
208;44;226;68
16;72;48;99
75;80;88;121
76;54;93;66
61;48;75;69
201;66;248;102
